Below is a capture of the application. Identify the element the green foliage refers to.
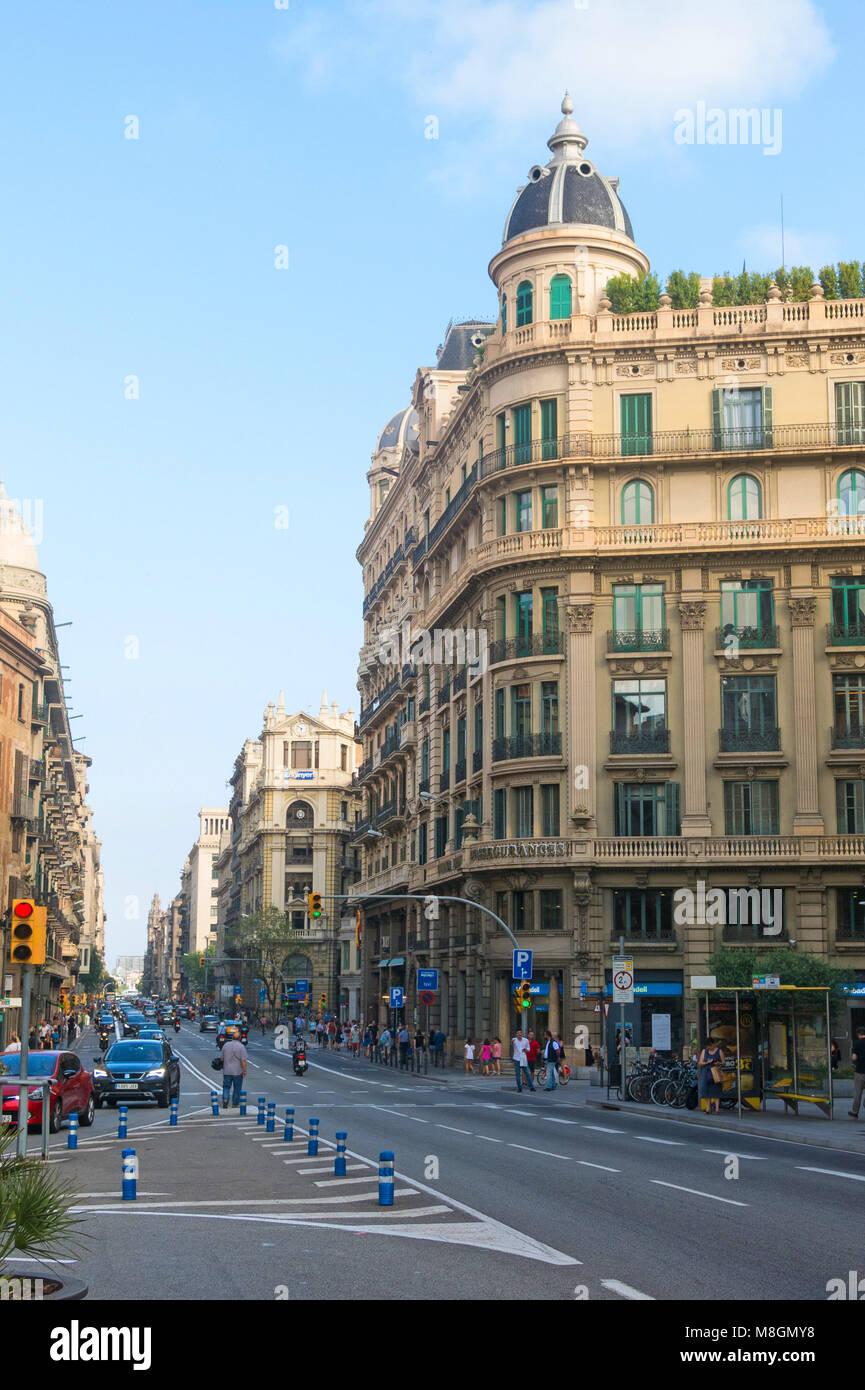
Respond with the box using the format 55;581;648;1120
666;270;701;309
712;274;736;306
839;260;863;300
604;272;659;313
181;948;216;991
789;265;815;299
819;264;840;299
227;907;299;1018
704;946;848;1014
0;1120;84;1274
78;946;108;991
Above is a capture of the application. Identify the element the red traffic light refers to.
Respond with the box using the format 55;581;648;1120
13;900;34;918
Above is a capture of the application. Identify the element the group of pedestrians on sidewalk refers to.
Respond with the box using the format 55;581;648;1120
512;1029;566;1092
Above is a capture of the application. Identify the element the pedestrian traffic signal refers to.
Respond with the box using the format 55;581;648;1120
308;892;323;920
9;898;47;965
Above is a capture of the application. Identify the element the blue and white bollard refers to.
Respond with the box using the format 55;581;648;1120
334;1131;347;1177
283;1106;294;1142
257;1096;266;1126
121;1147;138;1201
239;1091;247;1117
117;1105;128;1139
378;1150;394;1206
170;1096;179;1126
307;1117;319;1156
67;1112;78;1150
266;1101;276;1133
211;1089;220;1116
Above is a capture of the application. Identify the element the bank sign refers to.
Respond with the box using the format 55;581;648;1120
472;841;570;860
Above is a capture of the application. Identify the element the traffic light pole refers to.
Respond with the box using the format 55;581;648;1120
335;893;521;949
16;963;32;1158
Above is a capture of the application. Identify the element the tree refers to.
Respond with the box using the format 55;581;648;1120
603;272;659;314
0;1117;83;1280
712;274;736;306
666;270;700;309
789;265;815;300
226;907;299;1020
704;945;848;1017
78;946;108;993
838;260;863;300
819;264;840;299
181;946;217;993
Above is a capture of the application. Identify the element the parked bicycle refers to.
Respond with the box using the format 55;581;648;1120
535;1062;571;1086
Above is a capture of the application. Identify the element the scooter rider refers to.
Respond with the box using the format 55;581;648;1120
292;1033;308;1075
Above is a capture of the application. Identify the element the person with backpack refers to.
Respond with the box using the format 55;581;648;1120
542;1031;560;1090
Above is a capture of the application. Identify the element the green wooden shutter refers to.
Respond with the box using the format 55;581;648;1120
760;386;773;446
621;394;652;456
711;387;723;451
541;399;558;459
614;783;627;835
664;782;680;836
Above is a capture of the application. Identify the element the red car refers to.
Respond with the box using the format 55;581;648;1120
0;1050;95;1132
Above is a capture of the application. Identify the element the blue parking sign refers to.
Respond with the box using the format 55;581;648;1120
512;949;533;981
390;987;404;1009
417;969;439;992
295;979;309;995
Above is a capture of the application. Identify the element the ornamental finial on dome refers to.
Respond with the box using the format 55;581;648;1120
561;91;574;116
548;92;587;159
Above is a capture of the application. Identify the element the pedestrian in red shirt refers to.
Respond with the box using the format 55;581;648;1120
526;1030;541;1082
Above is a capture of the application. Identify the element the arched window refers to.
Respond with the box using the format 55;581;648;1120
549;274;572;320
286;800;314;828
838;469;865;516
501;293;507;333
621;480;654;525
516;280;533;327
727;474;762;521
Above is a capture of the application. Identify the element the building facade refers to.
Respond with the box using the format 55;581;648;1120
354;97;865;1057
215;694;362;1014
183;808;230;955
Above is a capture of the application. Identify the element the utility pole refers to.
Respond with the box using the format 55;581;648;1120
17;964;32;1158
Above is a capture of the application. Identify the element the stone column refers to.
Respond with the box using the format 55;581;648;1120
566;603;596;827
497;973;510;1044
548;970;561;1035
790;596;824;833
678;601;712;835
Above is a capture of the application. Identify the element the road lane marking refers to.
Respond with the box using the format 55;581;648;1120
436;1124;473;1135
475;1136;504;1143
509;1110;535;1116
580;1125;625;1134
507;1144;570;1160
634;1136;685;1146
796;1166;865;1182
702;1149;768;1160
544;1118;580;1125
601;1280;655;1301
313;1176;379;1187
296;1164;369;1174
650;1180;748;1207
576;1161;621;1173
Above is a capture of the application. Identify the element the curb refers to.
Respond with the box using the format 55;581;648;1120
584;1097;865;1154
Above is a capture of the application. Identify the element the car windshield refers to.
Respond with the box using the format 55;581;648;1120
105;1043;163;1064
0;1053;57;1077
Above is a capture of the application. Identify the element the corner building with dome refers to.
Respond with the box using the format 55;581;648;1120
352;97;865;1059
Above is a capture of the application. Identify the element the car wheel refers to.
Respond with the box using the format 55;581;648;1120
157;1084;170;1108
48;1100;63;1134
79;1094;96;1127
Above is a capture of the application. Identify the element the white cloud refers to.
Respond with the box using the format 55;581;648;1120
276;0;835;152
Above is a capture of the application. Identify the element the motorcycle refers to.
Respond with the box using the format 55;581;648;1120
173;1019;181;1033
292;1042;308;1077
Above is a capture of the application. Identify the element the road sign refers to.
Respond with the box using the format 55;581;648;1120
259;987;266;1004
0;997;22;1008
389;987;404;1009
512;948;533;981
612;957;634;1004
580;980;587;999
417;968;439;992
295;979;309;995
752;974;781;989
419;990;435;1006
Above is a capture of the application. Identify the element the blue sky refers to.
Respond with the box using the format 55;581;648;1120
0;0;859;961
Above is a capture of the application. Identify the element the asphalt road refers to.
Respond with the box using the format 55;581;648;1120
29;1022;863;1301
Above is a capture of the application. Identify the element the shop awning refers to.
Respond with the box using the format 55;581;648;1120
388;957;405;966
377;958;390;968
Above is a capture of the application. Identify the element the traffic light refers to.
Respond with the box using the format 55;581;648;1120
9;898;47;965
198;956;205;969
308;892;323;920
514;982;531;1011
318;993;326;1011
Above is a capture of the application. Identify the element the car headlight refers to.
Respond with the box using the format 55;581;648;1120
144;1068;166;1078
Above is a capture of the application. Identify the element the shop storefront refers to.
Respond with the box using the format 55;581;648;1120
603;970;684;1056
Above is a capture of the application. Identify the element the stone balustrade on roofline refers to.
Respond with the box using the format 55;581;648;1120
483;295;865;363
462;835;865;868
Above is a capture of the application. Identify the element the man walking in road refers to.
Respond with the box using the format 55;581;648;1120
849;1027;865;1118
543;1031;559;1089
221;1028;248;1108
512;1029;535;1092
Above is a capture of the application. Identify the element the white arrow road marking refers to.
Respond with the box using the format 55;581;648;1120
601;1280;655;1300
650;1181;748;1207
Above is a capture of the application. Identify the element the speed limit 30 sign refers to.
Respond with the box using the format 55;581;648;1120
612;957;634;1003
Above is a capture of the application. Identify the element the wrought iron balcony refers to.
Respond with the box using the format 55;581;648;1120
439;771;451;792
452;668;468;694
376;800;397;825
716;625;779;650
719;725;781;753
381;729;401;760
419;696;430;715
831;724;865;749
488;633;564;664
472;748;483;773
30;703;49;725
454;758;466;784
437;682;451;708
609;727;671;755
359;674;400;728
492;732;562;761
828;620;865;646
358;758;373;781
723;923;787;942
479;435;582;476
607;628;670;653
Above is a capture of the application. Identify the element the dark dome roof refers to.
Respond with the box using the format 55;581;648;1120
377;407;419;454
503;95;634;246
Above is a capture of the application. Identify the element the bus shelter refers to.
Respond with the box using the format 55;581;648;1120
695;986;834;1120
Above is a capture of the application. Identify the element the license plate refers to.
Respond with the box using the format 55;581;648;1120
115;1083;139;1090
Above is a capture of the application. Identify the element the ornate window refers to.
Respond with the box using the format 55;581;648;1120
727;474;762;521
516;280;533;327
286;801;314;828
620;479;654;525
838;468;865;516
549;274;572;320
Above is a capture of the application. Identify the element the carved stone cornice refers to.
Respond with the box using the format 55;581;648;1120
678;601;706;631
566;603;594;634
789;596;817;627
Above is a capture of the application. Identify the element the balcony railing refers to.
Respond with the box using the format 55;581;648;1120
380;730;400;760
376;800;397;825
827;621;865;646
492;732;562;761
488;633;564;664
611;929;676;944
831;725;865;749
723;924;787;942
609;727;671;755
454;758;466;784
11;793;35;820
452;668;467;694
479;435;585;476
358;758;373;780
439;771;450;792
472;748;483;773
437;682;450;708
716;625;780;650
419;778;430;795
359;675;400;728
419;696;430;715
607;628;670;653
30;703;49;725
719;726;781;753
